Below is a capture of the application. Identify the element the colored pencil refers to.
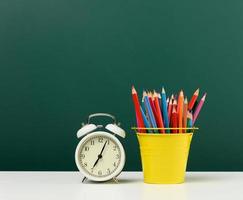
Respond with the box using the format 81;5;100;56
171;94;174;101
158;93;162;106
153;92;165;133
188;88;199;110
192;100;198;114
183;97;188;133
132;86;145;132
167;98;173;124
177;90;184;133
187;111;193;133
143;91;157;129
161;87;170;133
140;106;152;133
172;99;177;112
193;93;207;125
148;92;157;117
171;106;178;133
141;95;146;117
150;91;162;130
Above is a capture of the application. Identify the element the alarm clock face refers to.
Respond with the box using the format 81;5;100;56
75;131;125;182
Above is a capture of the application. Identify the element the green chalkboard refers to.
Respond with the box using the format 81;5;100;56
0;0;243;171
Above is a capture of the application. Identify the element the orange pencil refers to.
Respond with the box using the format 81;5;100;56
153;92;165;133
183;97;188;133
177;90;184;133
188;88;199;110
132;86;145;133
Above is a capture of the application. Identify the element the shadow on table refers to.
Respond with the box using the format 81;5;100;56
82;178;141;184
186;173;227;183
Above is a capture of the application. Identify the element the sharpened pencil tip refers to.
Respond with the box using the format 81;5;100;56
132;86;137;94
195;88;200;95
202;93;207;101
187;111;192;118
143;90;147;97
162;87;165;93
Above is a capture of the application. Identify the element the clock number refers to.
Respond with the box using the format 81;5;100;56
90;140;94;145
84;146;89;151
98;170;102;176
80;154;85;159
113;162;116;167
107;168;110;174
98;137;103;143
116;154;120;159
107;140;110;145
84;162;87;167
113;145;117;151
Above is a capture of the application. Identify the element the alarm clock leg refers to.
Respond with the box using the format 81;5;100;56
82;176;87;183
113;177;118;183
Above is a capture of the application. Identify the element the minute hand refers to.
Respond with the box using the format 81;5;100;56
99;140;108;155
92;140;108;168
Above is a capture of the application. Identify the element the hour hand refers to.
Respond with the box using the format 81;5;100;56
92;154;102;168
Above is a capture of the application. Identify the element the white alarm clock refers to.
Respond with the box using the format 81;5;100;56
75;113;126;182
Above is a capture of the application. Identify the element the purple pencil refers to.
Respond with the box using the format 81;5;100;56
193;93;207;125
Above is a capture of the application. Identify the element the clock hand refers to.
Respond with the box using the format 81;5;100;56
99;140;108;156
92;140;108;169
92;156;100;168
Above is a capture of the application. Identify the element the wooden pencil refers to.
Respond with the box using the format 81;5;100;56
132;86;145;132
143;91;157;129
188;88;199;110
193;93;207;125
161;87;170;133
183;97;188;133
171;106;178;133
167;98;173;124
153;92;165;133
177;90;184;133
187;111;193;133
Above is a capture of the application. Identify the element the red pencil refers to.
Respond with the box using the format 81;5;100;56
177;90;184;133
188;88;199;110
172;99;177;112
132;86;145;133
171;106;178;133
167;98;173;124
153;92;165;133
148;92;157;117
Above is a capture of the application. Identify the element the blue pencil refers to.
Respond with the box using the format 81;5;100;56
161;87;170;133
140;106;152;133
187;111;193;133
143;91;157;129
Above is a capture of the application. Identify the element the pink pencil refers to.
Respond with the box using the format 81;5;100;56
193;93;207;125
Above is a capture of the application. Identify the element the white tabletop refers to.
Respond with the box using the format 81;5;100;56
0;172;242;200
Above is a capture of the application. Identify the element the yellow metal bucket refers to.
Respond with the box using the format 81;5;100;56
137;132;193;184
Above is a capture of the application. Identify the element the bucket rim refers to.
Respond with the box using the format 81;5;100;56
136;133;193;136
